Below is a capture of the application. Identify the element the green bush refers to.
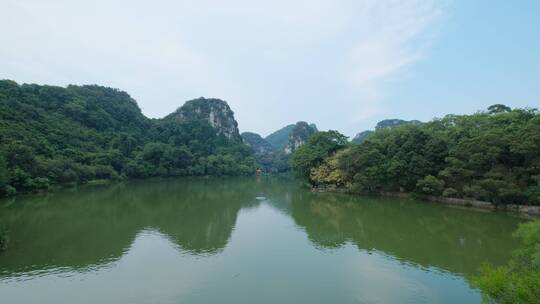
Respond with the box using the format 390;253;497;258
24;177;50;190
416;175;445;196
290;130;348;180
442;187;459;198
525;186;540;205
4;185;16;196
463;184;489;201
473;220;540;303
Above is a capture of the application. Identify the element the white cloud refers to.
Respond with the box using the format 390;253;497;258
0;0;447;135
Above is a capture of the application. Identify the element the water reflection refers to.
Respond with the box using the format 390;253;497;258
0;177;524;283
288;191;523;276
0;178;264;274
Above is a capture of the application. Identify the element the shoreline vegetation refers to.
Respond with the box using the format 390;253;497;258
0;79;538;216
0;79;539;212
1;78;539;302
290;105;540;214
473;220;540;303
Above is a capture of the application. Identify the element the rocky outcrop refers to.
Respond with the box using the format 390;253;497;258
165;97;241;141
266;122;318;151
284;121;317;154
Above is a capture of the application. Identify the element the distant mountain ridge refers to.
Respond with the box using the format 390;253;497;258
265;124;295;150
241;122;317;173
241;132;274;155
352;119;423;144
375;119;422;129
264;122;317;151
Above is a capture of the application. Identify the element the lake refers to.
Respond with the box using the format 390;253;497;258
0;177;525;303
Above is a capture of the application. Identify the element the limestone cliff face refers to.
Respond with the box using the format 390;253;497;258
284;121;317;154
165;97;241;141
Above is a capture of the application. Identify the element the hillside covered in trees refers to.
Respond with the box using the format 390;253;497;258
291;105;540;206
0;80;256;197
2;79;539;207
264;122;317;150
241;122;318;173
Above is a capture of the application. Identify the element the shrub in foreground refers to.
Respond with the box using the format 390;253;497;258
473;220;540;303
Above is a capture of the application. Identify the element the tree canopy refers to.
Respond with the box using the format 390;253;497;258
289;130;348;181
473;219;540;303
0;80;256;197
294;105;540;206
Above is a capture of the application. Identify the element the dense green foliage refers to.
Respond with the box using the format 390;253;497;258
290;131;348;181
473;219;540;303
0;80;256;196
298;106;540;205
351;119;422;144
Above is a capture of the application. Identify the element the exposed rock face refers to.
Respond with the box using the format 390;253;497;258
241;132;274;155
284;121;317;154
265;122;318;151
165;97;241;141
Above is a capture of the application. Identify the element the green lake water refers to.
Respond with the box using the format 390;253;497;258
0;177;526;303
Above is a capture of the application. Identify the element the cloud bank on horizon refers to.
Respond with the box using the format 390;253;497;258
1;0;539;136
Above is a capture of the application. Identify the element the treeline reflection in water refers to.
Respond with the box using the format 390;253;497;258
0;177;523;281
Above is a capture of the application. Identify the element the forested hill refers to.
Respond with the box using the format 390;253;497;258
265;124;295;150
241;132;274;155
163;97;242;142
265;122;317;150
290;105;540;206
0;80;256;197
241;122;318;174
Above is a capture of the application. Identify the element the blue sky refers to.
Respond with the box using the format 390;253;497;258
1;0;539;137
383;1;540;127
